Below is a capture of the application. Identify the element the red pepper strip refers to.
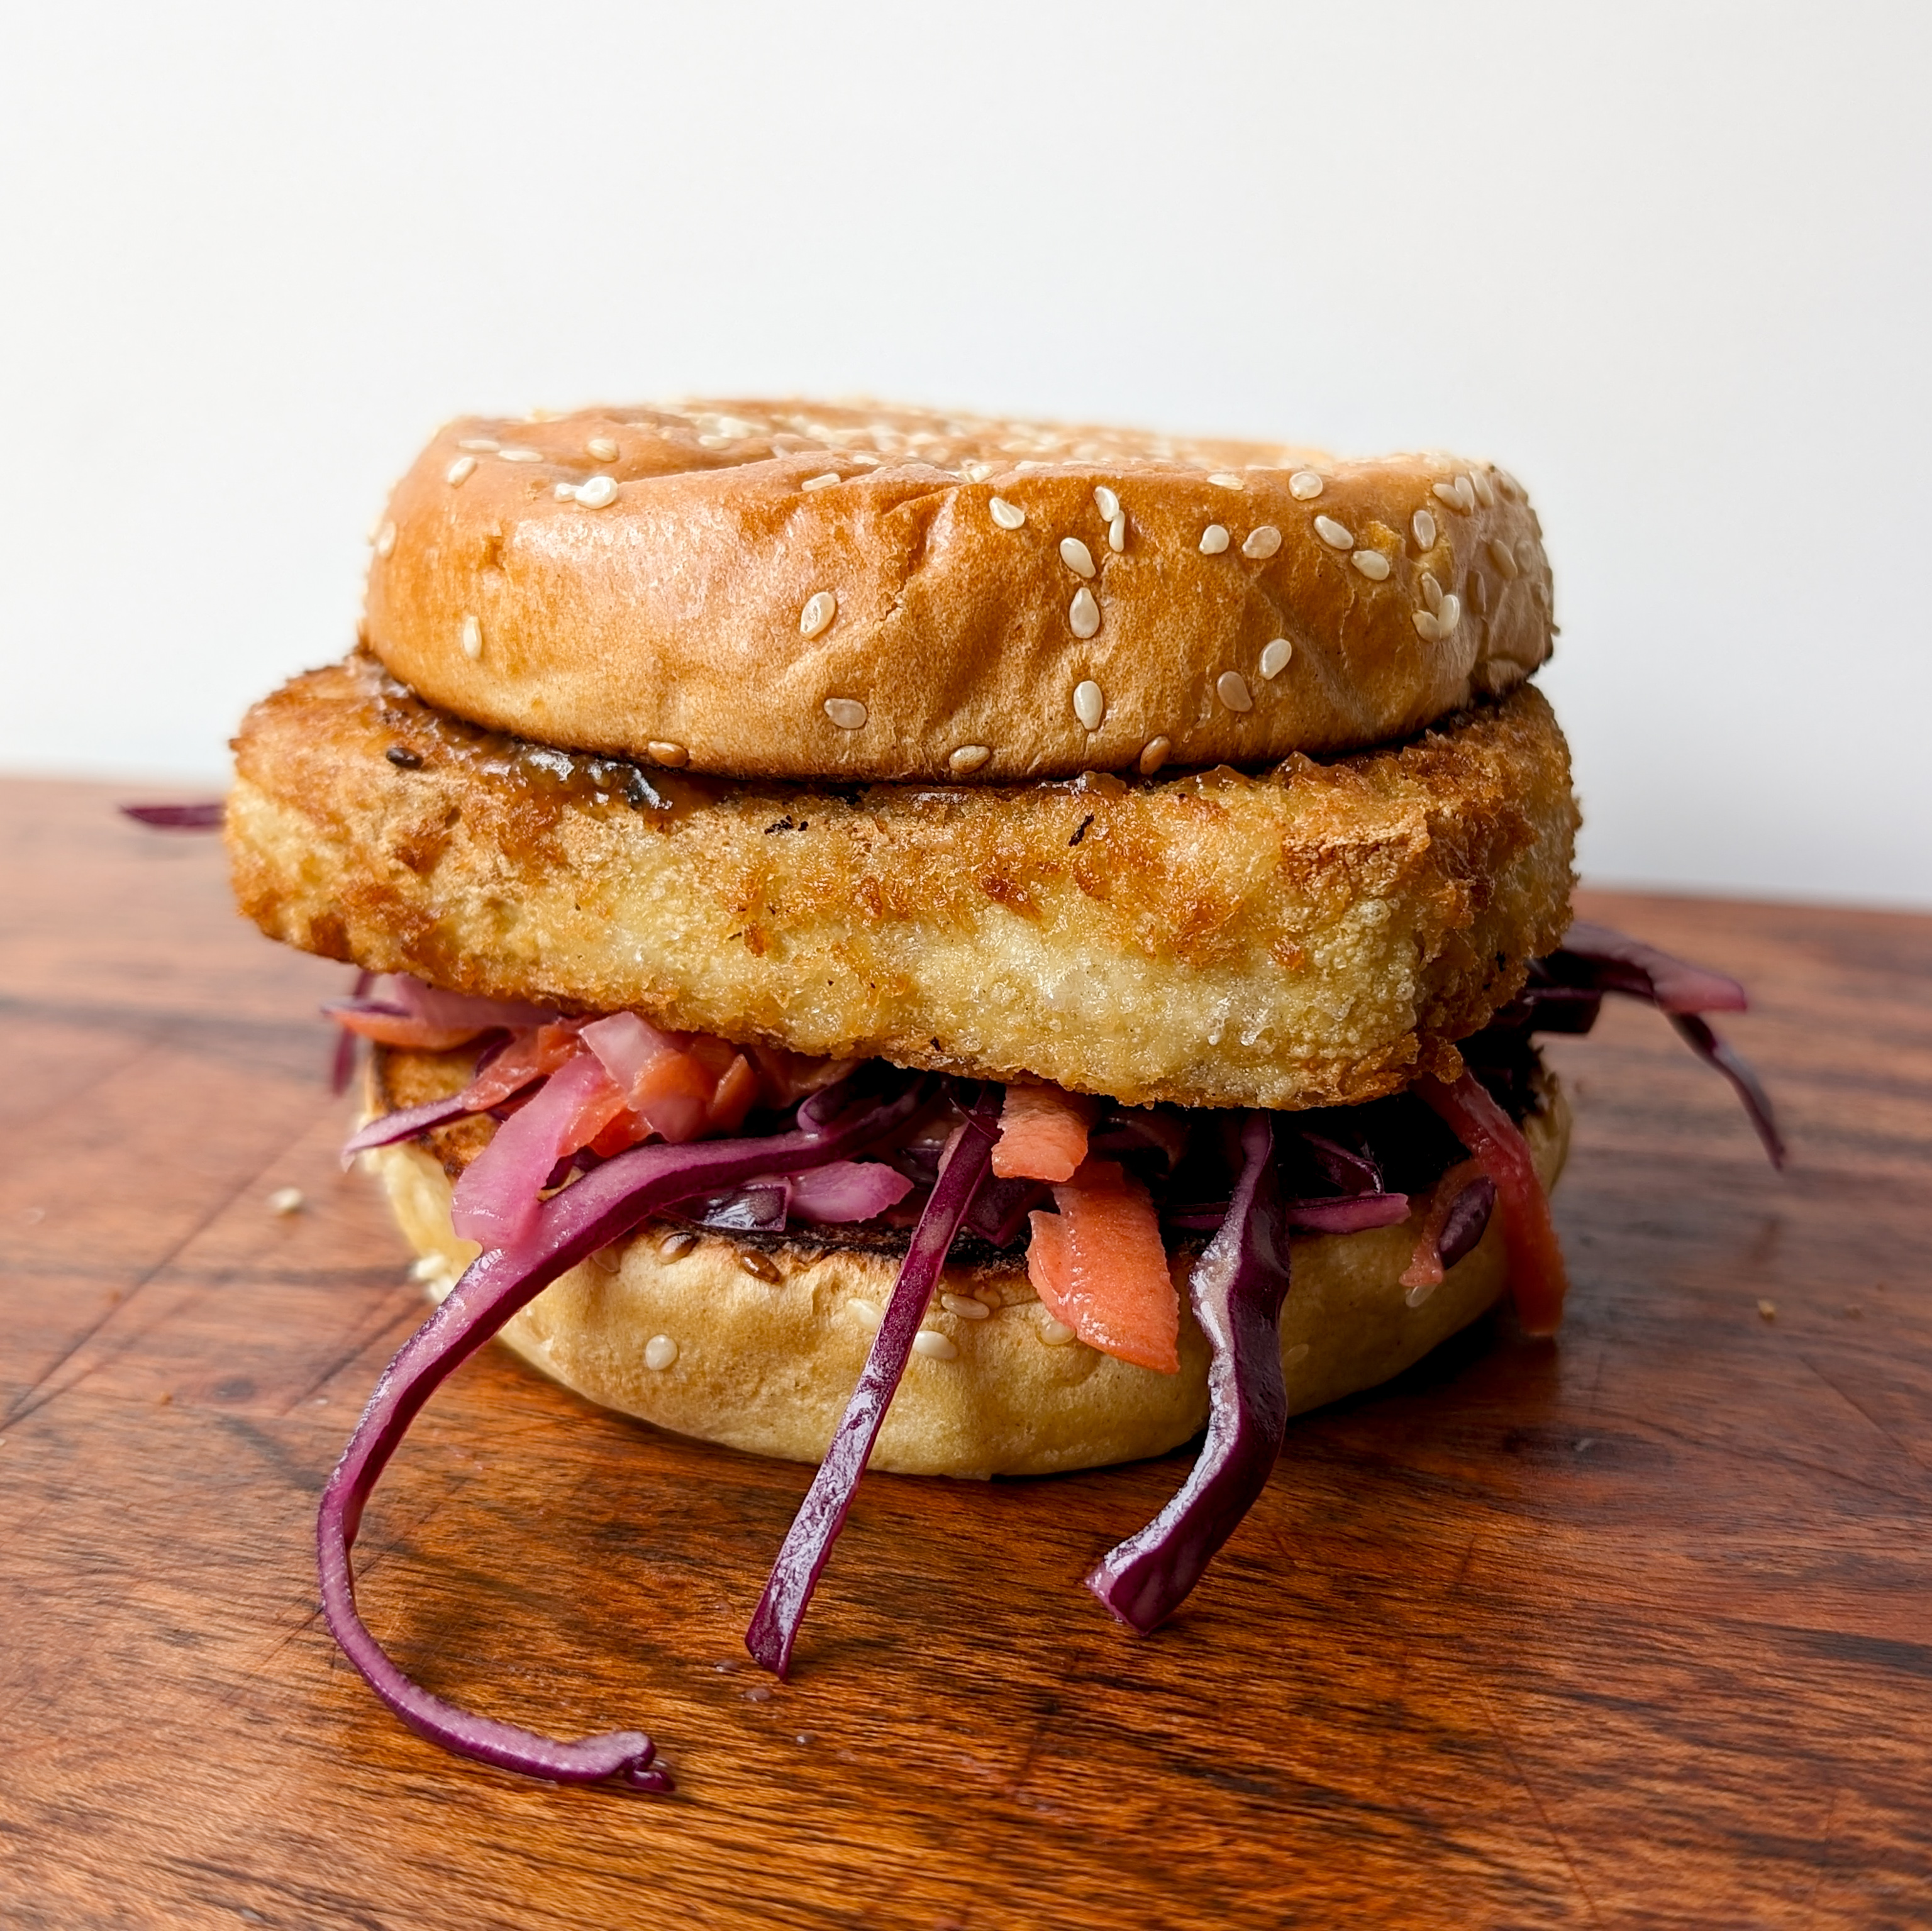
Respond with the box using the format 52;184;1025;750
317;1078;928;1790
1414;1073;1568;1336
745;1088;1003;1679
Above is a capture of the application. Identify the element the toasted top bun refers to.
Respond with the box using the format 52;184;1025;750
364;401;1555;783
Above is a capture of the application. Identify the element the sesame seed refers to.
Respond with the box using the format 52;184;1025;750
1216;670;1253;713
1241;525;1282;560
1412;610;1441;642
948;744;992;775
1404;1280;1440;1309
586;436;619;462
590;1244;622;1274
1138;736;1171;776
409;1254;445;1282
1039;1317;1077;1346
1411;509;1437;551
1470;470;1496;508
574;474;618;509
801;472;841;491
1259;638;1292;679
460;614;482;660
1093;485;1120;520
941;1293;991;1320
1467;572;1489;616
375;521;396;559
912;1330;958;1360
1437;592;1462;635
1314;515;1353;550
641;1334;679;1370
1431;481;1464;511
1069;589;1101;641
553;482;577;501
1486;538;1521;580
658;1229;698;1259
1072;678;1106;730
1289;470;1324;501
1758;1298;1777;1322
1420;572;1445;613
646;741;689;767
1199;524;1231;555
1350;548;1391;581
848;1298;883;1331
267;1187;304;1217
457;438;499;453
1455;475;1477;511
738;1251;781;1283
445;455;477;487
1108;512;1126;552
497;447;542;463
824;697;869;730
1060;536;1097;578
989;496;1026;529
800;590;837;638
1515;536;1540;573
1207;472;1245;490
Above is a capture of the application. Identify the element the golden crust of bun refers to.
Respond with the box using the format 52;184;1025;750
364;401;1555;782
228;660;1577;1112
364;1064;1569;1479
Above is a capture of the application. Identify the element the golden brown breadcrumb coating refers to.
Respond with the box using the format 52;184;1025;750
228;655;1577;1111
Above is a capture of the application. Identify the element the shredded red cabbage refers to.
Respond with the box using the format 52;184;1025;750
1086;1112;1291;1632
743;1087;1004;1678
119;800;225;830
1560;919;1747;1014
1667;1011;1787;1168
318;1076;927;1789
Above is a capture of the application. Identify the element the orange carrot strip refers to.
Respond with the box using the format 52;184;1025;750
1025;1158;1179;1373
992;1085;1099;1183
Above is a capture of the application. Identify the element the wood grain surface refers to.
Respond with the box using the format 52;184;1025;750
3;775;1929;1930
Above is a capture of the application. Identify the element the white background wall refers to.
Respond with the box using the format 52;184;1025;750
3;4;1927;905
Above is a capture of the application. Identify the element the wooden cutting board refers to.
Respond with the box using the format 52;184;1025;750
3;775;1929;1929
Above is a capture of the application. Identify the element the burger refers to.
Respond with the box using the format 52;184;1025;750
225;400;1779;1790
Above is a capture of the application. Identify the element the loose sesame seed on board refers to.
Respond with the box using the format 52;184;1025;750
1259;638;1292;679
445;455;477;487
1059;536;1097;578
1241;525;1281;559
1069;587;1101;640
1289;470;1324;501
800;590;837;638
988;497;1026;529
1199;524;1231;555
1314;515;1353;550
1352;549;1391;581
1072;678;1106;731
824;697;868;731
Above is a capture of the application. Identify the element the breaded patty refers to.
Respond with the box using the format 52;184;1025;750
228;655;1577;1110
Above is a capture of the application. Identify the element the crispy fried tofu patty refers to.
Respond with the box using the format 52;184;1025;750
228;655;1577;1110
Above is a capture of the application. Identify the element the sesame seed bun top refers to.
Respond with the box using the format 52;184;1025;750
363;400;1556;782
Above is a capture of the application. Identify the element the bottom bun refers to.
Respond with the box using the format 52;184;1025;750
369;1076;1568;1479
